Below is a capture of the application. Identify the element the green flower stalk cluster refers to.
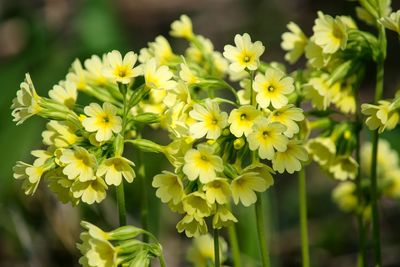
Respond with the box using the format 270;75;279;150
78;221;165;267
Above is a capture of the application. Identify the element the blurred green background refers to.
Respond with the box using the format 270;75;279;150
1;0;400;266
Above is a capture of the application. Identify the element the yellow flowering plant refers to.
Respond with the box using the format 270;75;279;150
10;1;400;266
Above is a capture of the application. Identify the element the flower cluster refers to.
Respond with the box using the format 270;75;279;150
147;16;308;238
77;221;164;267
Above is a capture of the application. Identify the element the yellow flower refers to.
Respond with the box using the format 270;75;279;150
231;170;271;207
42;120;80;148
179;63;199;85
60;147;97;182
223;33;265;72
77;232;117;267
304;39;331;69
203;178;231;204
161;138;192;169
46;169;79;205
71;177;108;204
84;54;110;86
212;206;238;229
66;59;87;90
334;83;356;114
13;161;43;195
253;68;294;109
11;73;42;125
170;14;194;40
268;104;304;138
96;157;135;186
183;192;212;218
247;118;288;160
177;214;208;238
183;144;223;183
187;234;227;266
332;182;357;212
48;80;77;109
306;137;336;166
361;100;399;133
379;10;400;34
313;11;348;54
163;81;192;108
139;36;176;65
143;58;176;90
304;75;340;110
189;100;228;140
281;22;308;64
103;50;141;84
272;140;308;174
329;156;358;181
82;102;122;142
152;171;184;205
228;105;262;137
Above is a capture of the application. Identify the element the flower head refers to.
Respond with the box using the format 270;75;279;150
60;147;97;182
212;206;238;229
152;171;184;205
82;102;122;142
71;177;108;204
103;50;141;84
332;182;357;212
268;104;304;138
329;156;358;181
11;74;42;125
177;215;208;238
143;58;176;90
189;100;228;140
48;80;77;109
313;11;348;54
272;140;308;174
379;10;400;34
203;178;231;204
247;118;288;160
96;157;135;186
182;144;223;184
281;22;308;64
187;234;227;266
228;105;262;137
253;68;295;109
170;15;194;40
42;120;80;148
223;33;265;72
362;100;399;133
306;137;336;166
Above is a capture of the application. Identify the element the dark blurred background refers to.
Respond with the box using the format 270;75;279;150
1;0;400;266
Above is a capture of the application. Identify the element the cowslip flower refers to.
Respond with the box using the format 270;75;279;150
253;68;295;109
313;11;348;54
304;39;331;69
71;177;108;204
332;182;357;212
183;144;223;184
84;54;109;86
268;104;304;138
13;161;44;195
361;100;399;133
77;232;117;267
223;33;265;72
203;178;231;204
189;99;228;140
103;50;141;84
183;192;212;218
179;63;199;85
228;105;262;137
96;157;135;186
212;206;238;229
306;137;336;166
272;140;308;174
66;59;87;90
140;36;176;65
379;10;400;34
177;214;207;238
328;156;358;181
143;58;176;90
60;147;97;182
152;171;185;205
170;14;194;40
82;102;122;142
48;80;77;109
281;22;308;64
42;120;80;148
11;73;42;125
247;118;288;160
231;170;271;207
304;75;340;110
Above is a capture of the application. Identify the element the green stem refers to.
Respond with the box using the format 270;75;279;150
298;169;310;267
116;182;127;226
370;8;386;265
354;79;367;267
159;254;167;267
228;224;242;267
255;193;271;267
214;228;220;267
137;142;150;242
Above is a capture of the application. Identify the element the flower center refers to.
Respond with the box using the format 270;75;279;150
268;85;275;92
332;25;344;40
240;114;247;120
243;55;251;63
262;131;269;138
201;155;208;161
102;116;110;123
